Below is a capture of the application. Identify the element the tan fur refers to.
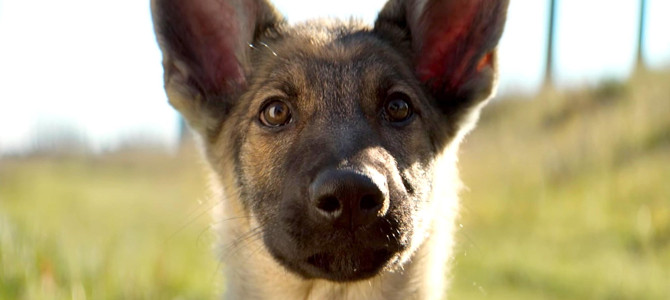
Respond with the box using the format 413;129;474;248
152;0;508;298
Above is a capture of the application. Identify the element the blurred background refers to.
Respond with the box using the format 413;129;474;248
0;0;668;299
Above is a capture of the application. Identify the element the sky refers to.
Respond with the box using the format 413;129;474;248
0;0;669;154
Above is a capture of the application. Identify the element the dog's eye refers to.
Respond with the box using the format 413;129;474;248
384;92;413;123
260;100;292;127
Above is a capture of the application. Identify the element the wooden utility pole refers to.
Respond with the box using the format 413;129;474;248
636;0;647;70
544;0;557;87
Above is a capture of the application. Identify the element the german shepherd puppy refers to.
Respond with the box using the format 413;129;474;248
152;0;508;298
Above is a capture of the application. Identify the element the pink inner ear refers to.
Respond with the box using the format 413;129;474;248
413;0;503;92
177;0;257;94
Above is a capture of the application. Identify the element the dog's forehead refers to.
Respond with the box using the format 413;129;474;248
255;19;395;67
252;21;410;89
283;18;370;46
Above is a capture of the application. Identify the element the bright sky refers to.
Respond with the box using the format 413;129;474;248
0;0;669;154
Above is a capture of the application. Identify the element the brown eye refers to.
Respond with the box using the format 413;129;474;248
385;92;413;123
260;100;292;127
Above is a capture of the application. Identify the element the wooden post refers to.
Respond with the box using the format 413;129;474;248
544;0;557;88
636;0;647;70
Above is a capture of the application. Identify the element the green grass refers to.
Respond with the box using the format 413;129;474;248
451;70;670;299
0;149;221;299
1;70;669;299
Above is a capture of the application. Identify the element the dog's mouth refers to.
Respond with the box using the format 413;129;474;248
263;218;409;282
300;248;396;281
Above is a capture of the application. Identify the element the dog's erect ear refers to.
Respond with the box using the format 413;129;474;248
151;0;282;134
375;0;509;107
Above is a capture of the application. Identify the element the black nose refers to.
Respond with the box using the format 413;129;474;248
309;168;389;229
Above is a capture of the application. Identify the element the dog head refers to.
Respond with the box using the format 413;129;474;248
152;0;508;282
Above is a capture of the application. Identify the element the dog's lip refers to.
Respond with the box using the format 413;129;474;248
299;247;396;282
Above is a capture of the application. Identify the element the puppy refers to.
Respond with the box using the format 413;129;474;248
151;0;509;298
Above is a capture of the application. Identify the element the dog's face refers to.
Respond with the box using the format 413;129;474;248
233;27;443;280
153;0;508;281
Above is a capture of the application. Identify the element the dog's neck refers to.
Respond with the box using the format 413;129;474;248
211;150;460;300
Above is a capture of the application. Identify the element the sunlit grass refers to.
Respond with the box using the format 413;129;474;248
1;70;669;299
0;149;221;299
451;70;670;299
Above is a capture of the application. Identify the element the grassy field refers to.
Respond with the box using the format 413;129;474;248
451;70;670;299
1;70;669;299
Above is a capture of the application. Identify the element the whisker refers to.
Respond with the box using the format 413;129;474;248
210;225;264;280
258;42;278;56
210;215;253;225
248;42;278;56
165;198;223;243
219;226;264;261
196;215;253;247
